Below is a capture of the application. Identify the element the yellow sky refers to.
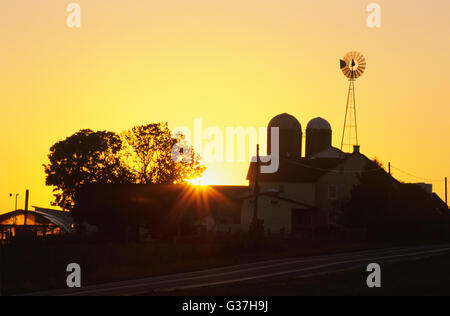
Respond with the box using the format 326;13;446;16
1;0;449;212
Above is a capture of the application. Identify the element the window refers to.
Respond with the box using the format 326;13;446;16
291;208;314;233
329;212;336;224
328;185;338;200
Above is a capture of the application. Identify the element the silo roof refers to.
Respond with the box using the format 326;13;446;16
268;113;302;131
307;117;332;130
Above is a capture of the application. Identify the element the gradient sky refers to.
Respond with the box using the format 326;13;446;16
1;0;449;213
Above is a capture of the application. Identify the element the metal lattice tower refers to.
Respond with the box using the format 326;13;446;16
339;51;366;152
341;78;358;152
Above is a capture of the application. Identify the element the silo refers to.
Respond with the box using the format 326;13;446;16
267;113;302;158
305;117;332;158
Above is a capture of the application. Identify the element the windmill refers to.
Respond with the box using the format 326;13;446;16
339;51;366;152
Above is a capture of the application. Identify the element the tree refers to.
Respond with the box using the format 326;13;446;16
342;159;449;242
122;123;205;184
341;159;394;231
44;129;133;210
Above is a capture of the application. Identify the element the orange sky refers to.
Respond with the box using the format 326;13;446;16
1;0;449;212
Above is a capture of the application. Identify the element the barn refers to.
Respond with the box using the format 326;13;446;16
241;113;374;236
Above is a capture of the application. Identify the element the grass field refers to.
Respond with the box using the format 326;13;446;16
165;253;450;296
1;236;388;295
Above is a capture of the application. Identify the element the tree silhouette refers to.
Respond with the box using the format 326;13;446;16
341;159;393;231
44;129;133;210
122;123;205;184
342;159;449;242
44;124;206;210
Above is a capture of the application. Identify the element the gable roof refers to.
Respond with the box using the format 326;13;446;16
247;152;374;183
312;146;346;159
247;156;348;183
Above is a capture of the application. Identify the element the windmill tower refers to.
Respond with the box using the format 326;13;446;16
339;51;366;152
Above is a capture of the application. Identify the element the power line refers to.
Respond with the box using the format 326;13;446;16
276;157;443;182
390;165;444;183
280;157;384;174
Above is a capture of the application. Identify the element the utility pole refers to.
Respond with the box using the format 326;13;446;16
252;144;261;231
445;177;448;209
0;234;3;296
24;190;29;226
388;162;391;175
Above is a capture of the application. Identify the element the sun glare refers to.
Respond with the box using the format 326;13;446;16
188;171;218;186
188;178;206;186
188;177;210;186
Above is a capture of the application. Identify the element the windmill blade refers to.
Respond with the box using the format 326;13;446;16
341;51;366;79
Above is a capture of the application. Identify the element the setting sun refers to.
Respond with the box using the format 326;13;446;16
188;170;220;186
